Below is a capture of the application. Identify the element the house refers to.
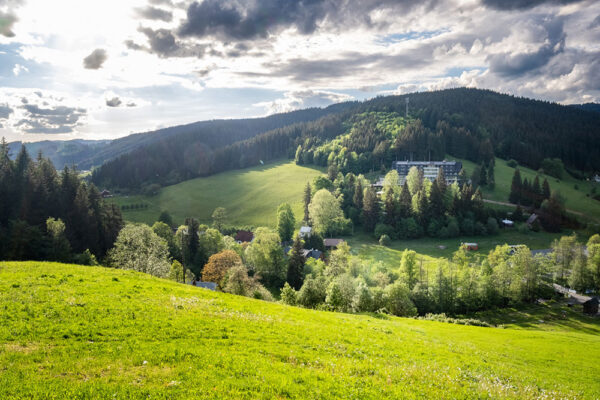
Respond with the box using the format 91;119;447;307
324;238;344;249
462;242;478;251
583;297;599;315
235;230;254;243
526;213;538;228
302;249;323;260
593;174;600;183
299;226;312;239
100;189;112;198
501;219;514;227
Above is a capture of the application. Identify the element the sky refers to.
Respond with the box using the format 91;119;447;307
0;0;599;143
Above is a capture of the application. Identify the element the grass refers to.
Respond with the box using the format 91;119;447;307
111;160;324;227
458;157;600;221
347;230;567;269
1;261;600;399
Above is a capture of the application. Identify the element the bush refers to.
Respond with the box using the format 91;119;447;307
384;282;417;317
379;234;391;246
417;313;493;327
517;223;530;234
507;159;518;168
486;217;500;235
297;276;327;308
374;223;395;240
280;282;297;305
540;158;565;179
460;218;475;236
446;217;460;238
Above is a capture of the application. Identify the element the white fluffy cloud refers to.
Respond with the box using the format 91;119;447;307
0;0;598;142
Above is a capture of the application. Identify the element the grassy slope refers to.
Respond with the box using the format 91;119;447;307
1;262;599;399
111;160;324;227
459;157;600;221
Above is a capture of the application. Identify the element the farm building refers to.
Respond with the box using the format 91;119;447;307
526;213;539;227
583;297;599;315
235;230;254;243
324;239;345;249
462;242;478;251
299;226;312;238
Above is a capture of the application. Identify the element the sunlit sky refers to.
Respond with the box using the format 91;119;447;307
0;0;599;142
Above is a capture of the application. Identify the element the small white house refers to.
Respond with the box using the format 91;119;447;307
501;219;514;227
299;226;312;239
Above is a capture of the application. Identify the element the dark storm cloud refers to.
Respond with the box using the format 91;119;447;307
106;97;122;107
487;17;566;77
178;0;436;41
127;27;206;58
590;15;600;28
0;104;13;119
481;0;585;10
135;5;173;22
83;48;108;69
18;104;86;134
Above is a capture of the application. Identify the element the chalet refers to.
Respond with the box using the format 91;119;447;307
299;226;312;239
324;238;344;249
462;242;478;251
583;297;599;315
235;230;254;243
283;247;322;260
100;189;112;198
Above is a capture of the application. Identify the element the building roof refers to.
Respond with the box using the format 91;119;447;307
189;281;217;291
299;226;312;233
526;213;538;224
235;230;254;242
324;238;344;247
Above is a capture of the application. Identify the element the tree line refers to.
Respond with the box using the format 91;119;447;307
0;139;123;262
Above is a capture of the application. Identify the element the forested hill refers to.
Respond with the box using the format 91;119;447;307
8;103;355;171
92;88;600;190
571;103;600;114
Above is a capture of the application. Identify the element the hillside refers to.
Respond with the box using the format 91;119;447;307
92;88;600;190
111;160;324;227
1;262;599;399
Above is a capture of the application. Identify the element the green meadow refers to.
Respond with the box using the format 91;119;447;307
458;157;600;221
111;160;324;227
1;261;599;399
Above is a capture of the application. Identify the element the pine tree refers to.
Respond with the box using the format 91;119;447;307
487;161;495;188
383;187;397;227
509;169;522;204
353;179;363;210
287;235;305;290
398;181;412;218
362;186;379;233
532;175;542;208
429;179;445;218
303;182;311;223
436;168;447;194
479;163;487;186
542;178;551;200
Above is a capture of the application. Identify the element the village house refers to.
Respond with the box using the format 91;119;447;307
324;238;344;249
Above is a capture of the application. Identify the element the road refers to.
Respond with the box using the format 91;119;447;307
482;199;588;219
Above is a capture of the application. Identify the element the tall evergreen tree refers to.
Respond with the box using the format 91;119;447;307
287;235;306;290
509;169;522;204
383;187;397;227
532;175;542;208
542;178;551;200
479;163;487;186
353;179;363;210
436;168;447;194
303;182;311;223
398;181;413;218
429;179;445;218
362;186;379;233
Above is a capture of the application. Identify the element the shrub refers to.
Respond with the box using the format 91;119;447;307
374;223;395;240
280;282;297;305
379;234;391;247
507;159;518;168
384;282;417;317
486;217;500;235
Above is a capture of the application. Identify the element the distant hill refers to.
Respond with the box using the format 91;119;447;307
92;88;600;189
571;103;600;114
9;103;356;170
1;261;599;398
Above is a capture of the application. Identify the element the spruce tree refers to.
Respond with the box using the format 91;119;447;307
479;163;487;186
509;169;522;204
436;168;447;194
542;178;551;200
487;161;495;188
362;186;379;233
398;181;413;218
303;182;311;223
532;175;542;208
353;179;363;210
429;179;445;218
383;187;397;227
287;235;305;290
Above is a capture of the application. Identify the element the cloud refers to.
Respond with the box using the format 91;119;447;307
127;27;206;58
487;16;566;77
105;97;122;107
590;15;600;28
17;104;86;134
12;63;28;76
177;0;436;41
0;104;13;119
83;48;108;69
0;11;17;37
135;5;172;22
481;0;585;10
255;89;353;114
